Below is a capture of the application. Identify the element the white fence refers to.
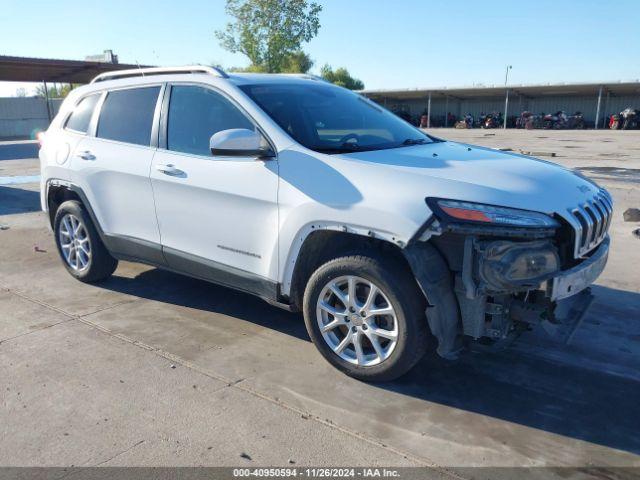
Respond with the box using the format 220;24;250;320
0;97;63;140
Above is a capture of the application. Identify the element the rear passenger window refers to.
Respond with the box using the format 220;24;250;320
65;94;100;133
97;87;160;146
167;85;254;156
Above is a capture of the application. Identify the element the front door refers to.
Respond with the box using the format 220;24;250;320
150;84;279;287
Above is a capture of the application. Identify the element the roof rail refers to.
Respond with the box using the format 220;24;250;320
91;65;228;83
279;73;329;83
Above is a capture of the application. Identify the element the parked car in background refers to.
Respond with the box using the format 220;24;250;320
40;66;612;381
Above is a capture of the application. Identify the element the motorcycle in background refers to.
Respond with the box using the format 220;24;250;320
621;108;639;130
482;112;501;128
610;114;621;129
567;111;585;129
454;113;474;129
543;111;569;129
516;111;531;129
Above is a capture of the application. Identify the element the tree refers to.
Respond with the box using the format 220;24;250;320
35;83;75;99
216;0;322;73
229;50;313;74
282;50;314;73
320;65;364;90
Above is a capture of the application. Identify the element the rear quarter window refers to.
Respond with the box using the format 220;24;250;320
65;93;100;133
97;86;160;146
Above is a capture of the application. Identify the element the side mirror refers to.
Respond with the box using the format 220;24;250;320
209;128;275;158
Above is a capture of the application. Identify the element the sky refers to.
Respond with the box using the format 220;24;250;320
1;0;640;96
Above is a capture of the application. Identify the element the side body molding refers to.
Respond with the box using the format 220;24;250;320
45;180;280;305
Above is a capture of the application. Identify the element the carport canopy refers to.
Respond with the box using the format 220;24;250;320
361;80;640;129
0;55;152;84
362;81;640;101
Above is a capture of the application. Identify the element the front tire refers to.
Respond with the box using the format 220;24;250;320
303;254;428;382
53;200;118;283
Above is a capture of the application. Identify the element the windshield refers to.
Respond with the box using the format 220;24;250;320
239;83;434;153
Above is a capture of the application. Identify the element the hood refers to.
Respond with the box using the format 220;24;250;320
335;141;601;218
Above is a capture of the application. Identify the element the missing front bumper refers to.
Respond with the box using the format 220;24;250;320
543;288;594;343
456;236;608;345
510;288;595;344
550;237;609;301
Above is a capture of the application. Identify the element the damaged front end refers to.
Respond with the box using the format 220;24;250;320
403;197;610;358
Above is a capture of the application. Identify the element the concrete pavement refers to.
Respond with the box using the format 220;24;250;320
1;130;639;472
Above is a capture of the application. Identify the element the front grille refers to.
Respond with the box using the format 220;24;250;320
569;189;613;258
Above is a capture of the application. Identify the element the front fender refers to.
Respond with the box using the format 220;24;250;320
279;220;405;296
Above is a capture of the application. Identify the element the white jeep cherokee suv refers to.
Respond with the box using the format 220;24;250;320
40;66;612;381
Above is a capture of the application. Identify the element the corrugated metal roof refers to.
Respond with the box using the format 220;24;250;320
362;81;640;99
0;55;153;83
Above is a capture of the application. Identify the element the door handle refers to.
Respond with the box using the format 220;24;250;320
155;164;185;176
76;150;96;161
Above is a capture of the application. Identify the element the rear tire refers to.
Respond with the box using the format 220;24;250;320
53;200;118;283
303;254;428;382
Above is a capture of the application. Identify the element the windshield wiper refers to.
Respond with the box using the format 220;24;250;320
312;147;359;154
340;142;362;151
313;144;383;154
401;138;429;146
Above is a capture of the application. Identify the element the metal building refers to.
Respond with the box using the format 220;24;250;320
0;54;151;139
0;97;63;140
361;81;640;128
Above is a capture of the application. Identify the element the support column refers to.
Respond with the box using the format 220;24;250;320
595;86;603;129
43;80;52;123
503;89;510;129
604;90;610;129
444;96;449;127
427;92;431;128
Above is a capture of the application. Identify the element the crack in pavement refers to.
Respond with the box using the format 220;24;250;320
0;285;140;319
50;440;147;479
0;317;75;345
92;440;146;467
1;285;468;478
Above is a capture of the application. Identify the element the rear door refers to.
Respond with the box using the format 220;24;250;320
60;92;102;159
71;85;163;259
150;84;279;282
43;92;101;204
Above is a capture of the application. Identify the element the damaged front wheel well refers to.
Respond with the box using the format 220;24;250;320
402;241;462;359
289;230;416;312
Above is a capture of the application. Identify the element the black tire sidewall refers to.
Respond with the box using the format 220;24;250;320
303;256;427;382
53;200;115;282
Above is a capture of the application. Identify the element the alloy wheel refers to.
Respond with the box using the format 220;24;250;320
316;275;398;366
59;213;91;272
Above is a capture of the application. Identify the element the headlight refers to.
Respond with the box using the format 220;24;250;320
429;199;560;228
479;240;560;291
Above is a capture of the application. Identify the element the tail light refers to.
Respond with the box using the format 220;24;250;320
36;131;46;148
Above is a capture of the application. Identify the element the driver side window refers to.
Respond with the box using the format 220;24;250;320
167;85;254;156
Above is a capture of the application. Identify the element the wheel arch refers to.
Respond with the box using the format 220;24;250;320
46;180;105;238
284;225;414;311
284;223;462;360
